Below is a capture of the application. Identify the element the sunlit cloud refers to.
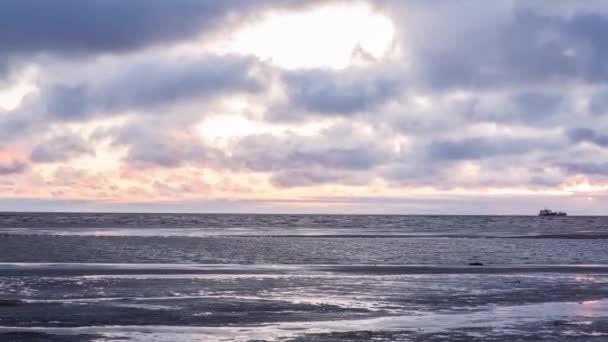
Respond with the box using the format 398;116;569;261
208;1;396;69
0;66;38;110
563;177;608;194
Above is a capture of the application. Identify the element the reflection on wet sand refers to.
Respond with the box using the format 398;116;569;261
3;265;608;341
3;299;608;341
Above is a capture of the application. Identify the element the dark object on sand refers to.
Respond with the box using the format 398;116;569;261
538;208;567;216
468;262;484;266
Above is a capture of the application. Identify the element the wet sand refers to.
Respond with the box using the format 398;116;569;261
2;263;608;341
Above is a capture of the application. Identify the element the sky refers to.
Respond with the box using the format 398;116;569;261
1;0;607;214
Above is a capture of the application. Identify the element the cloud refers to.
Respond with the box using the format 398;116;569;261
109;121;396;188
277;66;403;118
0;146;28;175
383;1;608;90
229;123;395;172
587;88;608;116
460;91;566;127
0;0;328;82
0;54;266;145
125;138;223;169
509;92;563;122
45;55;265;121
568;128;608;147
560;162;608;176
4;0;608;212
0;159;27;175
0;0;254;79
30;134;94;163
270;170;345;187
0;111;39;143
104;120;225;169
0;0;320;57
427;136;561;161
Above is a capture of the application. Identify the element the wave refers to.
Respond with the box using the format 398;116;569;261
2;227;608;239
2;263;608;276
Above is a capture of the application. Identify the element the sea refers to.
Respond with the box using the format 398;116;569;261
1;213;608;341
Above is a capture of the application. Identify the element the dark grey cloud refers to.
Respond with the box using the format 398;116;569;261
229;127;395;173
561;11;608;81
382;163;441;187
0;0;316;56
528;175;563;187
282;145;389;170
279;67;403;118
0;0;327;81
560;162;608;176
45;55;264;120
0;111;38;143
427;136;559;161
30;134;94;163
0;61;9;81
465;91;565;126
386;2;608;90
589;91;608;116
510;92;563;122
568;128;608;147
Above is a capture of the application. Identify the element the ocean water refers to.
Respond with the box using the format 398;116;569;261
1;213;608;341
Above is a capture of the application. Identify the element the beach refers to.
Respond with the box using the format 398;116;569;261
1;213;608;341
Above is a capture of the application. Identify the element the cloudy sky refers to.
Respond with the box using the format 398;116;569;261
1;0;607;214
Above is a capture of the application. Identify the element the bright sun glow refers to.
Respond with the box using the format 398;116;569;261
198;115;275;141
0;66;39;111
197;114;332;144
563;178;608;193
0;76;37;111
212;2;395;70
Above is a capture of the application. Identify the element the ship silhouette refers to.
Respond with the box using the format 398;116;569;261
538;208;567;216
